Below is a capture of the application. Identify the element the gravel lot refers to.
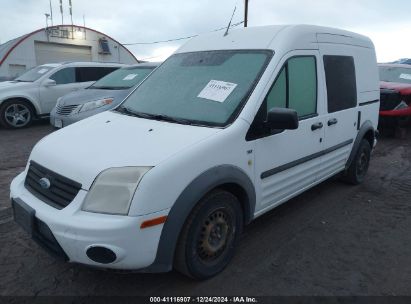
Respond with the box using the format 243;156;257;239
0;120;411;296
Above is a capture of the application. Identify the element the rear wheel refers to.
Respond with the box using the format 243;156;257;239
342;139;371;185
174;189;243;280
0;100;34;129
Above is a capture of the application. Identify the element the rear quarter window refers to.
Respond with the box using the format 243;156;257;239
75;67;119;82
323;55;357;113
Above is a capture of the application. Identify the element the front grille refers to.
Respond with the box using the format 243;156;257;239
380;89;402;111
55;104;80;116
24;161;82;209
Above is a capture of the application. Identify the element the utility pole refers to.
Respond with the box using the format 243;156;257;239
244;0;249;27
49;0;53;26
59;0;64;25
69;0;74;39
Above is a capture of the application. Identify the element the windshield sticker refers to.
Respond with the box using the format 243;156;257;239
399;73;411;80
123;73;138;80
197;80;238;103
37;68;48;74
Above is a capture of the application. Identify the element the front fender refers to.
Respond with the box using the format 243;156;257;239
144;165;256;273
0;94;40;115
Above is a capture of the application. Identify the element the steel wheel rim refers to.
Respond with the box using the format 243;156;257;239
197;208;233;263
4;104;30;127
357;150;369;177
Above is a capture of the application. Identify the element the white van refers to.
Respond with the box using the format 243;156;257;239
0;62;124;128
10;25;379;279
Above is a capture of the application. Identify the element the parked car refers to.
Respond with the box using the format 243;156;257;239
390;58;411;65
379;64;411;126
0;62;124;129
10;25;379;279
50;63;159;128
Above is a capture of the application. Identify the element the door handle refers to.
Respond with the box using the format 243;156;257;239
311;122;323;131
328;118;338;126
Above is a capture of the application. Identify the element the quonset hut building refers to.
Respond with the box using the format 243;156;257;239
0;25;139;81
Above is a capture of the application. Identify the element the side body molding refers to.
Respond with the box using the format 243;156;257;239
145;165;256;272
345;120;375;169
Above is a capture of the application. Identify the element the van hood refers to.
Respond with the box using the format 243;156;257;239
30;111;221;189
60;87;131;106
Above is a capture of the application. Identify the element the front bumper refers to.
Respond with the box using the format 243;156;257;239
379;106;411;117
10;172;169;270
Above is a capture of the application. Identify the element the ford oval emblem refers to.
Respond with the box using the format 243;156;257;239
39;177;51;189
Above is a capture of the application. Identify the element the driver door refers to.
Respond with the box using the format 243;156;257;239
250;51;326;215
39;67;80;113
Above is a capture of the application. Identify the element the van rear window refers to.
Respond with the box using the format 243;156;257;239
323;55;357;113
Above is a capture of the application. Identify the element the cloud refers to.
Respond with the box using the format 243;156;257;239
0;0;410;62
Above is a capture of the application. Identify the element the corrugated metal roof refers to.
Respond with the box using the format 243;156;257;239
0;25;139;67
0;34;27;61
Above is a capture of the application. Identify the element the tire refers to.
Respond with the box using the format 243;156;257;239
174;189;243;280
342;139;371;185
0;100;34;129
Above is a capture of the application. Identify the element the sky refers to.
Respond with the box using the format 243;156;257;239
0;0;410;62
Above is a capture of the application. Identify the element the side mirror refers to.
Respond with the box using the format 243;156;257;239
43;79;56;87
266;108;299;130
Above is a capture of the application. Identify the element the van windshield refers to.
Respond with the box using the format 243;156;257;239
90;66;156;90
117;50;272;127
15;66;54;82
379;66;411;84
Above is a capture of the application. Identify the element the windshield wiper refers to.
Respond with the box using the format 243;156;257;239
145;114;193;125
115;106;150;118
91;85;129;90
115;106;193;125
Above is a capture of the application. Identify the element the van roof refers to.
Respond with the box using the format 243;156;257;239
176;24;374;54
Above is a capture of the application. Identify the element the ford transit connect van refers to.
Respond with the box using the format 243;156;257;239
10;25;379;279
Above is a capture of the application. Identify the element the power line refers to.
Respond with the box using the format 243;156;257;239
123;21;244;46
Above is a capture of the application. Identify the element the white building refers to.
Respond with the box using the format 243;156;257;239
0;25;139;80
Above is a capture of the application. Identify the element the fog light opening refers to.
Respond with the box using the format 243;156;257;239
86;246;117;264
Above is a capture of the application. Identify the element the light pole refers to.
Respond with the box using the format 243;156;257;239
244;0;249;27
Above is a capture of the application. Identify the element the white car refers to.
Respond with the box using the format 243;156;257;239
10;25;379;279
0;62;124;128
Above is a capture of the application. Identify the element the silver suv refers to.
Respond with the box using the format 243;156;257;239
0;62;125;129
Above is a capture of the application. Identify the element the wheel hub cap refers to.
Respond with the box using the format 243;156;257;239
197;210;230;261
5;104;30;127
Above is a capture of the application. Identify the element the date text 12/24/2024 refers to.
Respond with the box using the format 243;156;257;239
150;297;258;303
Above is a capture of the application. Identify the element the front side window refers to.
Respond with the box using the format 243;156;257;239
50;67;75;85
117;50;272;127
90;66;155;90
323;55;357;113
266;56;317;118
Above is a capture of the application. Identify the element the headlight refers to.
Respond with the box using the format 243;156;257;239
77;98;114;113
82;167;151;215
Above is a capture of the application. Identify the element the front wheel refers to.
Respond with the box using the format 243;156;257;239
342;139;371;185
174;189;243;280
0;100;34;129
